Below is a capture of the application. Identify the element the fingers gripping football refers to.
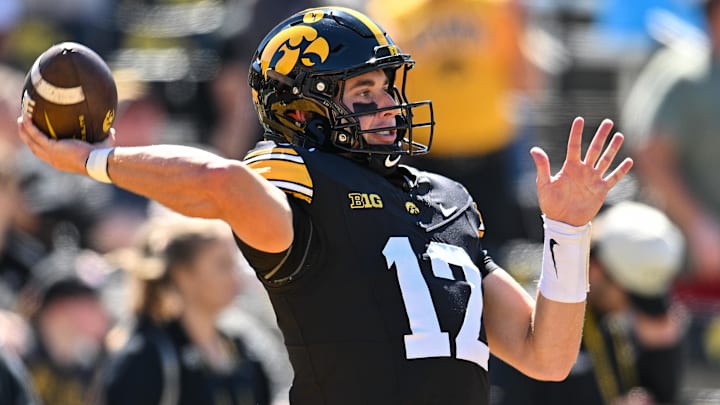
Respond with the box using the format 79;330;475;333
17;115;115;176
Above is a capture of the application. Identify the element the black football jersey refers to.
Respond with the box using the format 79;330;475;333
241;141;495;405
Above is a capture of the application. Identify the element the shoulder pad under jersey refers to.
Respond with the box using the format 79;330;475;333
243;142;314;204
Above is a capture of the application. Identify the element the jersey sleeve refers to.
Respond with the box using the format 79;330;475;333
236;198;317;287
479;250;500;277
468;198;496;277
243;142;314;204
239;142;321;286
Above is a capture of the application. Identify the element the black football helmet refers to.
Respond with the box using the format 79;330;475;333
248;7;434;164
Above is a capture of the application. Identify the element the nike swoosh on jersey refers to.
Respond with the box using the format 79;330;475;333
244;146;314;203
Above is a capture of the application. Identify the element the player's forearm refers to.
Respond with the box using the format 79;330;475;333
103;144;293;252
106;145;229;217
526;295;585;380
525;216;590;379
483;270;584;381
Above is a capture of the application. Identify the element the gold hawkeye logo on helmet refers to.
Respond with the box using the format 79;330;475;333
261;25;330;78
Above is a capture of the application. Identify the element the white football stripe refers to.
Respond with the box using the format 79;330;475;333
270;180;313;198
31;60;85;105
244;153;304;165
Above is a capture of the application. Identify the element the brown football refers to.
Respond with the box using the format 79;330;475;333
21;42;117;143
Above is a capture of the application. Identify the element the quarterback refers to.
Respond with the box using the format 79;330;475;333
18;7;633;405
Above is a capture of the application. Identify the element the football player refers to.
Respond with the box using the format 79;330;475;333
17;7;633;405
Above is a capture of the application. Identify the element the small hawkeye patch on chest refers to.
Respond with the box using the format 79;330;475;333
405;202;420;215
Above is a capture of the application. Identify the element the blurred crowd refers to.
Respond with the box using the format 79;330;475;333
0;0;719;404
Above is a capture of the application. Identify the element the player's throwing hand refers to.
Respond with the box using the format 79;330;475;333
17;115;115;176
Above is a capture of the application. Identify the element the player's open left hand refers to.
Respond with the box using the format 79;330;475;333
530;117;633;226
17;114;116;176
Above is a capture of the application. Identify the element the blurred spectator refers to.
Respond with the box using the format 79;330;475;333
625;0;720;298
0;63;25;151
0;141;35;310
14;147;115;253
366;0;542;256
622;0;720;384
0;0;23;62
0;141;33;350
0;64;41;311
87;71;167;254
491;201;687;405
207;44;263;159
99;215;272;405
101;0;320;158
2;0;114;69
0;309;31;359
112;70;168;149
108;0;241;149
209;0;321;158
0;344;41;405
19;248;112;405
13;71;159;255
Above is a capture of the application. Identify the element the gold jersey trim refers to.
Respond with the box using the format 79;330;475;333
245;147;313;203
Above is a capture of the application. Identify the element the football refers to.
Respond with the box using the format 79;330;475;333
21;42;117;143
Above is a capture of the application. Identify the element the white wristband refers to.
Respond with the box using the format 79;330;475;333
85;147;114;184
538;215;592;303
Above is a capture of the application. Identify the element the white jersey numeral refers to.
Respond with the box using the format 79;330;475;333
383;237;489;369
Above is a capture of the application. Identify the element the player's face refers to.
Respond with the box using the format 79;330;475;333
341;69;399;145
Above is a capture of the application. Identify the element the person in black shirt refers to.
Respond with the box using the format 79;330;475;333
18;6;634;404
99;216;271;405
19;249;111;405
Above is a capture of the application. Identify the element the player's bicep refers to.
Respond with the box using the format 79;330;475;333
225;143;314;253
216;161;293;254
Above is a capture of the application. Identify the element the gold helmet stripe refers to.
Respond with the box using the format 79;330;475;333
333;7;389;47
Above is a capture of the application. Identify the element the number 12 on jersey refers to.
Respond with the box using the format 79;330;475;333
383;237;489;369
